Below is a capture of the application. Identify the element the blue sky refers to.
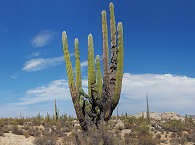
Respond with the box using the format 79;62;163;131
0;0;195;117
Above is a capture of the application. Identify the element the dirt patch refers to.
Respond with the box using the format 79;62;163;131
0;133;35;145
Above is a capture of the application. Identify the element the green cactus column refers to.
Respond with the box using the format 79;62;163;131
62;31;87;130
62;31;76;96
75;38;82;92
88;34;96;98
96;55;102;98
101;11;109;79
109;2;118;99
112;22;124;109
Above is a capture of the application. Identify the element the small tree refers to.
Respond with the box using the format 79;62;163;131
62;2;124;130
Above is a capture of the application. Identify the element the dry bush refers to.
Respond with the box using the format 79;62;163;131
138;135;158;145
11;125;24;135
191;129;195;143
26;127;41;137
34;135;57;145
0;130;4;136
161;120;186;132
72;125;123;145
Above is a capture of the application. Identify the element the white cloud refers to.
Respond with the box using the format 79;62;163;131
80;61;88;68
22;56;65;72
18;80;69;105
23;55;85;72
13;73;195;115
32;31;54;47
119;73;195;114
17;79;88;105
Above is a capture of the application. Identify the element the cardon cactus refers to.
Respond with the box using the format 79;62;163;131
62;2;124;130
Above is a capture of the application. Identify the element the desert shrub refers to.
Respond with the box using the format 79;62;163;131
138;135;158;145
179;136;188;145
32;114;44;126
184;115;195;130
15;118;26;125
62;136;74;145
162;120;185;132
23;125;30;130
191;129;195;143
34;135;57;145
123;116;137;129
134;122;150;137
170;132;177;138
2;126;9;133
23;131;30;138
155;133;161;144
0;130;4;136
170;138;180;145
27;127;41;137
123;133;139;145
72;125;123;145
42;127;52;136
11;125;24;135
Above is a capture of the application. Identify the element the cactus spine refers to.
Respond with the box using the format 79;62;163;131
62;2;124;130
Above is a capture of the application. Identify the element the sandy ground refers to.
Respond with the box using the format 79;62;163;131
0;133;34;145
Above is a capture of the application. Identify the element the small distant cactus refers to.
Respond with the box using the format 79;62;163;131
62;2;124;130
146;95;150;123
54;99;59;121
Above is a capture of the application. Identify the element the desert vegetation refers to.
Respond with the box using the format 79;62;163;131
0;113;195;145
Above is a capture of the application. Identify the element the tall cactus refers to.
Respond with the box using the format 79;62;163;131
54;99;58;121
62;2;124;130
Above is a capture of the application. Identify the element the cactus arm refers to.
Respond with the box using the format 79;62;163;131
75;38;82;92
62;31;87;130
88;34;92;97
62;31;76;96
88;34;97;99
101;10;112;121
101;11;109;79
112;22;124;109
96;55;102;98
109;2;118;94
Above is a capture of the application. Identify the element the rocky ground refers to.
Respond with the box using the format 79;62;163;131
0;112;194;145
